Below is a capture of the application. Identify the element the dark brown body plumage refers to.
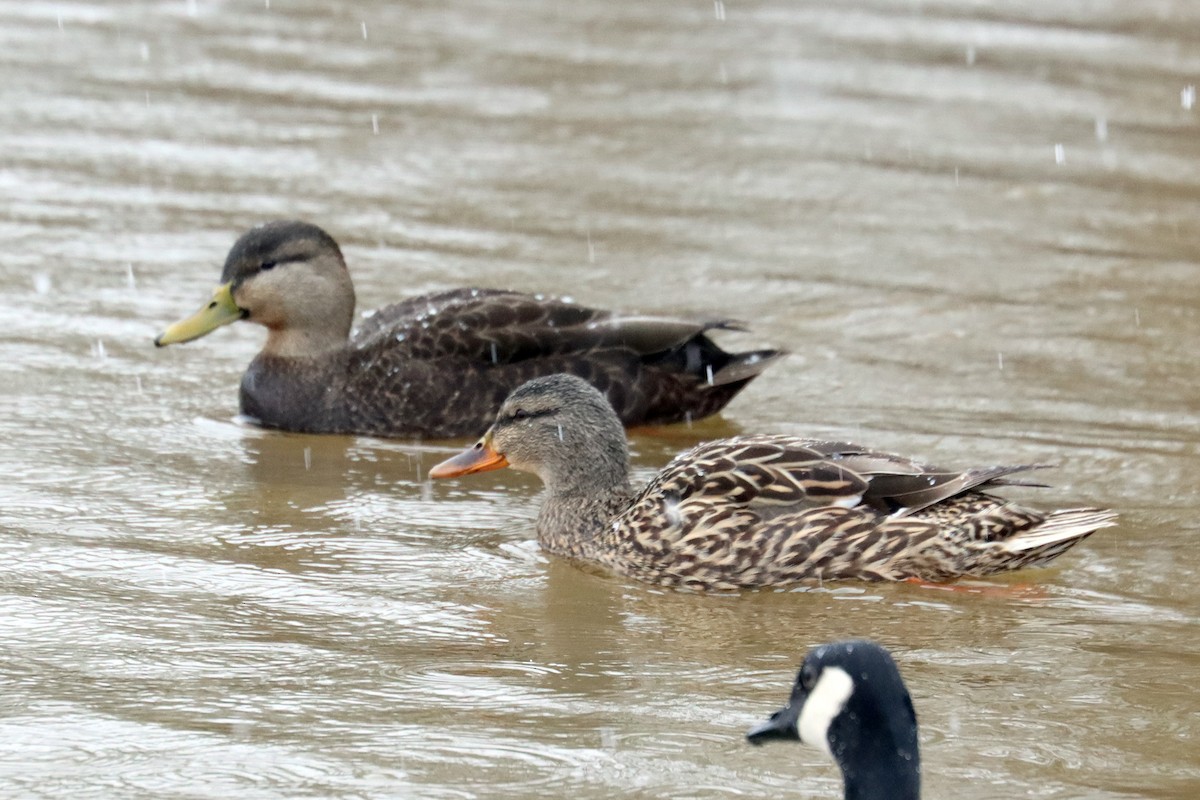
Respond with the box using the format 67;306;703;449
242;288;780;438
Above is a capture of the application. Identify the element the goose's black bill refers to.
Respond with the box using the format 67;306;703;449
746;704;800;744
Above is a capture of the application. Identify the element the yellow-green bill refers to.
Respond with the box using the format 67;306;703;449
154;282;244;347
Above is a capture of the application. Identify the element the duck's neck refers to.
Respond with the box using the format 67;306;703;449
262;325;349;359
536;468;634;562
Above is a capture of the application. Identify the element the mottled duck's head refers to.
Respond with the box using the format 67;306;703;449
154;220;356;355
747;639;921;800
429;374;630;492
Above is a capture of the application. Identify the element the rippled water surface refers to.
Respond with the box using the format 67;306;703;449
2;0;1198;797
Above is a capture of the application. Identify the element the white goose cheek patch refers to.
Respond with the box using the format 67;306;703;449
797;665;855;758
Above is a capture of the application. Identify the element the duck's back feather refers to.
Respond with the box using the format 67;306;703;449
591;436;1114;589
354;288;753;365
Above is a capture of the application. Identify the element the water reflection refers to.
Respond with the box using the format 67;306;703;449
2;0;1199;798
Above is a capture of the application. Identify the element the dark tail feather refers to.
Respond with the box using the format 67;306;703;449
708;348;787;386
873;464;1052;515
647;320;785;386
639;327;785;424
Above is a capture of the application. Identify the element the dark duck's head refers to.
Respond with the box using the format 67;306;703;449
155;220;356;357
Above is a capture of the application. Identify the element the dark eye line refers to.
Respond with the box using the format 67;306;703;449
259;254;306;272
509;408;556;423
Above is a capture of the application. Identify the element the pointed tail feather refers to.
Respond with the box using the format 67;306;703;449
708;348;787;387
1001;508;1118;570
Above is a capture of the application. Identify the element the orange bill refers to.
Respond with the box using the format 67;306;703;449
429;433;509;479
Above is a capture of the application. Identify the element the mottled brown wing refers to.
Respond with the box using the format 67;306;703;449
631;435;874;521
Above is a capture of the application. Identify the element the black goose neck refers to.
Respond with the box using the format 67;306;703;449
841;753;919;800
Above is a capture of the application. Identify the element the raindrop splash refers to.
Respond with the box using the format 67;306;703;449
371;113;379;134
1053;143;1065;165
93;340;107;359
1182;85;1196;110
125;263;137;289
1094;116;1108;142
490;342;498;364
665;497;683;527
705;364;714;386
33;273;51;294
556;424;564;442
303;447;312;470
713;0;726;21
361;21;368;40
997;352;1004;371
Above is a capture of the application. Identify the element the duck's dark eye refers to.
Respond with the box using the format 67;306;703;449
800;664;818;691
260;261;277;271
506;407;553;424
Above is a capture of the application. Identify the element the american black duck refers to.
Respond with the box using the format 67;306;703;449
154;221;782;438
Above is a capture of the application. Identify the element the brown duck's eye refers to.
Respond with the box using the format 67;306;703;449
260;261;277;271
512;408;529;421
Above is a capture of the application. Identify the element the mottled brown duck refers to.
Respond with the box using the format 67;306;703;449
430;374;1117;591
154;220;782;438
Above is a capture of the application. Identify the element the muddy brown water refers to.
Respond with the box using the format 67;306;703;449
1;1;1198;797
